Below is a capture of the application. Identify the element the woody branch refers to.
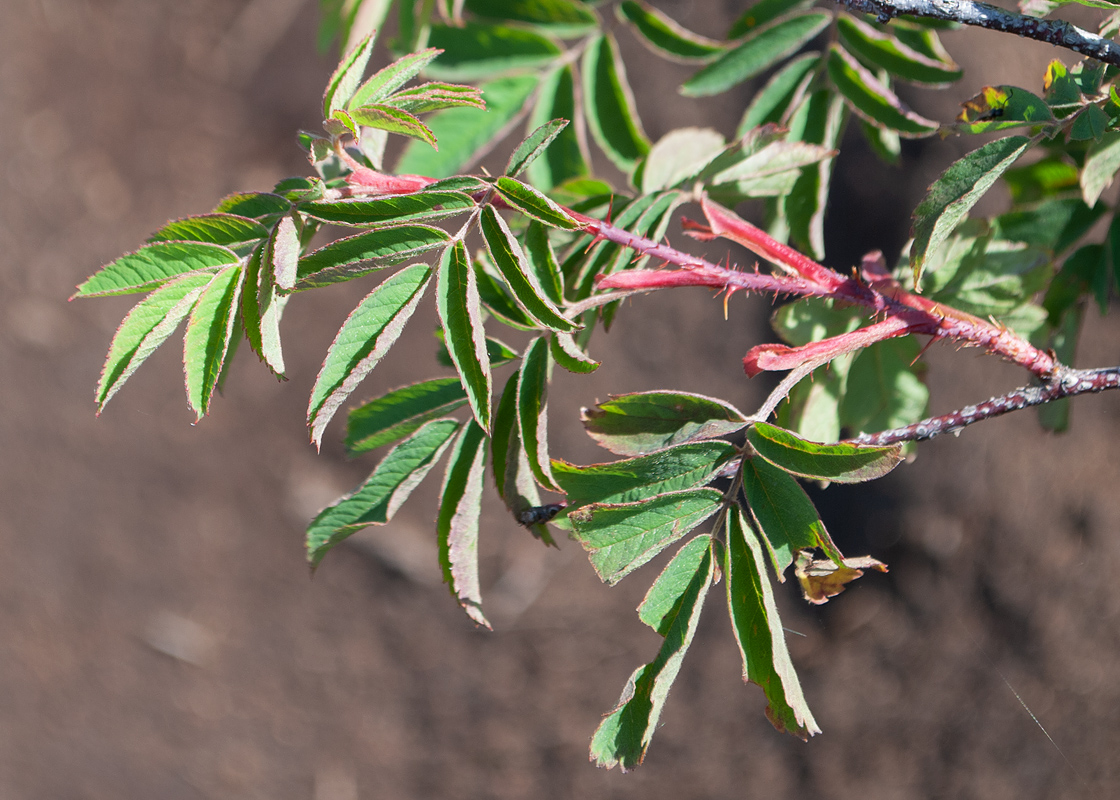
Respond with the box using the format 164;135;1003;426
832;0;1120;67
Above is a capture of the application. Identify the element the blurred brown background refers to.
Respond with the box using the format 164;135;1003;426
3;1;1120;797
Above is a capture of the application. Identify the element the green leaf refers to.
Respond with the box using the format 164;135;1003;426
148;213;270;253
475;251;538;331
956;85;1055;134
590;533;713;770
1069;103;1109;142
424;21;561;81
571;488;722;585
991;198;1102;254
437;419;491;628
437;242;492;433
724;509;820;739
74;241;241;298
273;176;325;203
839;337;930;436
617;1;725;62
505;119;569;178
860;117;901;164
436;330;520;368
96;273;212;412
213;192;291;221
479;206;577;331
729;0;818;36
747;422;903;483
1043;58;1083;109
464;0;599;35
307;419;460;568
1003;156;1079;203
295;225;452;290
582;34;651;172
493;176;580;229
382;82;487;115
526;67;590;190
522;221;565;305
708;136;836;198
581;391;748;457
323;34;376;117
771;299;862;441
742;456;838;576
910;135;1032;284
396;75;540;177
638;534;712;633
308;264;433;448
550;331;600;373
738;53;819;134
240;242;287;377
517;336;560;491
347;104;437;148
782;89;846;260
553;440;737;509
681;13;831;97
269;214;300;292
300;191;475;227
827;45;939;136
916;232;1050;315
491;369;554;542
1045;244;1110;320
641;128;727;193
346;377;468;455
183;264;243;419
348;48;442;109
1081;130;1120;206
836;15;961;85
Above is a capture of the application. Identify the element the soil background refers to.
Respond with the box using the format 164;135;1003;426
3;1;1120;798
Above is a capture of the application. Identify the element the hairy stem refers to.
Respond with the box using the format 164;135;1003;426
846;366;1120;446
833;0;1120;67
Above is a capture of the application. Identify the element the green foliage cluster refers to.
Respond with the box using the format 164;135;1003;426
75;0;1120;769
